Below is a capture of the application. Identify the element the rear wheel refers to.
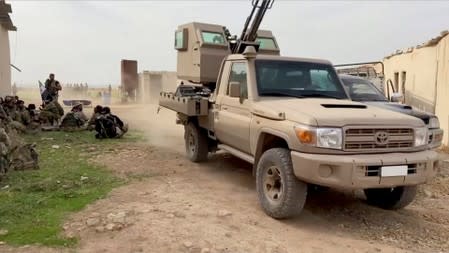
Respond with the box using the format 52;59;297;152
184;122;209;162
256;148;307;219
364;186;417;210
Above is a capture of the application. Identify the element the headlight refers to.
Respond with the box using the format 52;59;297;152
294;126;342;150
414;127;428;147
428;117;440;129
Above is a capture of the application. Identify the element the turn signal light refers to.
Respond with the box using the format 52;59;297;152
295;129;315;144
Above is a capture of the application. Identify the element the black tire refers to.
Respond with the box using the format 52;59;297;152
184;122;209;162
364;185;417;210
256;148;307;219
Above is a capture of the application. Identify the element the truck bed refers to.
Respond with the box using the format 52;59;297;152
159;92;209;116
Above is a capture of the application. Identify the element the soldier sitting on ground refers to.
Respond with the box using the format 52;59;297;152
87;105;103;130
94;107;128;139
39;99;64;126
0;99;11;130
3;96;17;119
60;103;88;130
0;127;11;179
14;100;31;126
26;104;41;131
8;100;30;134
0;126;39;180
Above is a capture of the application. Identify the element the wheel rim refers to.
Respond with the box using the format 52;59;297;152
263;166;283;203
187;132;196;156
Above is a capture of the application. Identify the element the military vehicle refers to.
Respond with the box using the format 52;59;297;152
339;74;444;149
334;62;385;95
159;0;439;219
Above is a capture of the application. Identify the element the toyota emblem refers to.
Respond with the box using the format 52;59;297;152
375;131;389;146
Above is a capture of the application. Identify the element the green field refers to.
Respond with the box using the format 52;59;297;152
0;130;144;246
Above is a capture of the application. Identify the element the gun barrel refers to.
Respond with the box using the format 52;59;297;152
246;0;272;41
239;0;259;42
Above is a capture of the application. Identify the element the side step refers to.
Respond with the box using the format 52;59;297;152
217;144;255;164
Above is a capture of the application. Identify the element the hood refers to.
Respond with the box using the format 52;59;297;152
252;98;425;127
364;101;433;125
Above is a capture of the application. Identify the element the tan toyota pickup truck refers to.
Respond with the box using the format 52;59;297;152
159;22;439;219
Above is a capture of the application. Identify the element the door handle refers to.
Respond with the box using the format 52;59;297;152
222;106;228;111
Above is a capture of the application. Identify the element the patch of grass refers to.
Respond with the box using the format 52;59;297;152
0;130;144;246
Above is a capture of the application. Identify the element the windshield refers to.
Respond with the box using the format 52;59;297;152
255;60;348;99
340;77;388;102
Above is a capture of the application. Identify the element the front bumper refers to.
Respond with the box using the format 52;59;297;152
291;150;439;189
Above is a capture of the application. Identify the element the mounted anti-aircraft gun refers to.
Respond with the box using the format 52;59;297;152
231;0;275;54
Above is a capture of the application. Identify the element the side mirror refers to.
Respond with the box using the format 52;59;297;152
390;92;403;103
229;82;241;98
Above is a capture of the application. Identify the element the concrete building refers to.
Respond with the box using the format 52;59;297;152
0;0;16;95
138;71;177;104
383;31;449;146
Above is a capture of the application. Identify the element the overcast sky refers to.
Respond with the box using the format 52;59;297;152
8;0;449;87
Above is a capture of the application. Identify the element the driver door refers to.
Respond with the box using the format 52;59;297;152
214;61;252;154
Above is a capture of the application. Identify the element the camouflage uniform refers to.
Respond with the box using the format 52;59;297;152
7;103;31;134
16;104;31;126
3;96;18;120
60;111;88;130
8;137;39;171
39;100;64;125
45;79;62;101
60;104;88;131
0;105;11;130
0;127;11;179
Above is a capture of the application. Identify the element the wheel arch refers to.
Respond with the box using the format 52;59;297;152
253;130;291;176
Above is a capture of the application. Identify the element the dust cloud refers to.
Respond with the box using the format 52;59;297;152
111;104;185;153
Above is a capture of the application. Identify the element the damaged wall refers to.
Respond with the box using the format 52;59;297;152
434;35;449;146
383;46;437;113
138;71;177;104
383;33;449;145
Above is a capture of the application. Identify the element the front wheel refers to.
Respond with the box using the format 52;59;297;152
256;148;308;219
364;185;417;210
184;122;209;162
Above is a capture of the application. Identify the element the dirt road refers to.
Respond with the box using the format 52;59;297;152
6;105;449;253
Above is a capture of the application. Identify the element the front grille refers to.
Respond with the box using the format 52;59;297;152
364;164;418;177
428;133;434;144
345;128;414;151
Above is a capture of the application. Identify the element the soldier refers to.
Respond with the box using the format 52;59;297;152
44;73;62;101
94;107;128;139
0;127;11;179
26;104;41;131
7;100;31;134
87;105;103;130
0;99;11;130
60;103;88;130
3;96;17;119
39;100;64;126
14;100;31;126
